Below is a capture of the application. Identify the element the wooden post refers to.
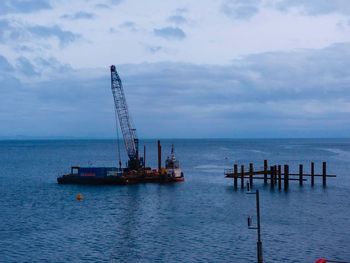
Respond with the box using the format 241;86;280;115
264;160;268;184
274;165;278;184
311;162;315;187
322;162;327;187
299;164;303;186
249;163;254;187
241;165;244;189
284;165;289;191
234;164;238;189
278;165;282;190
270;166;275;189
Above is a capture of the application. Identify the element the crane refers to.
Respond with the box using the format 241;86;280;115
110;65;143;170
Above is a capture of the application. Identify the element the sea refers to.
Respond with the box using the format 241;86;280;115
0;139;349;263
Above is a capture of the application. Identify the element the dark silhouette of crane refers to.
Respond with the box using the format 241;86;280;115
110;65;143;170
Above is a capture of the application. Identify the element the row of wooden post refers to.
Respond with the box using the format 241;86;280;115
233;161;328;190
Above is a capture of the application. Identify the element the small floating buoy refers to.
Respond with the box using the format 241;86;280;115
76;193;83;201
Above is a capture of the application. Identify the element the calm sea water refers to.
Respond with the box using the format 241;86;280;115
0;139;349;263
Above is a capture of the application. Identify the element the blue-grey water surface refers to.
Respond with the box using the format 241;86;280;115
1;139;349;262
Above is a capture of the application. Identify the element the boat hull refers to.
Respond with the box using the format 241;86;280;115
57;174;184;185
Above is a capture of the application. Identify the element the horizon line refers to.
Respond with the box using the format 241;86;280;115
1;136;350;141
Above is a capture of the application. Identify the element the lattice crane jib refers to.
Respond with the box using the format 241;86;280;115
110;65;139;165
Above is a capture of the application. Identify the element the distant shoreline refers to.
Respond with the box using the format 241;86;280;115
1;137;349;141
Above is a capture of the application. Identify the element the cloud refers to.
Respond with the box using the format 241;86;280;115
0;20;79;48
222;0;261;20
119;21;138;31
153;27;186;40
167;15;188;25
34;57;72;74
1;43;350;138
175;8;188;14
276;0;350;16
0;19;15;43
27;25;80;46
95;4;109;9
61;12;95;20
0;0;51;15
111;43;350;137
16;57;39;76
111;0;122;5
0;55;13;72
147;46;163;54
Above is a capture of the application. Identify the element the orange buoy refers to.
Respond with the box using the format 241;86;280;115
76;193;83;201
315;259;327;263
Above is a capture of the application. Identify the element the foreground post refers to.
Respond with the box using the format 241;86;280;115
247;190;264;263
234;164;238;189
256;191;263;263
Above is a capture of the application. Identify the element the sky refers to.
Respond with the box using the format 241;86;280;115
1;0;350;138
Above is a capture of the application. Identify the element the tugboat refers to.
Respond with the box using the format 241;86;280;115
165;145;184;182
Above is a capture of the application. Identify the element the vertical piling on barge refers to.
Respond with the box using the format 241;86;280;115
158;140;162;171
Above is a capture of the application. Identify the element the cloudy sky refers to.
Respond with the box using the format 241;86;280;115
1;0;350;138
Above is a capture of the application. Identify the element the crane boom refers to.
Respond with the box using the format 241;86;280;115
110;65;140;169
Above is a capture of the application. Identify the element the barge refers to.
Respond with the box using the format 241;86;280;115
57;65;184;185
57;142;184;185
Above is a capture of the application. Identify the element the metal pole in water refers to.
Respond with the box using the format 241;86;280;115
247;189;264;263
256;190;263;263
